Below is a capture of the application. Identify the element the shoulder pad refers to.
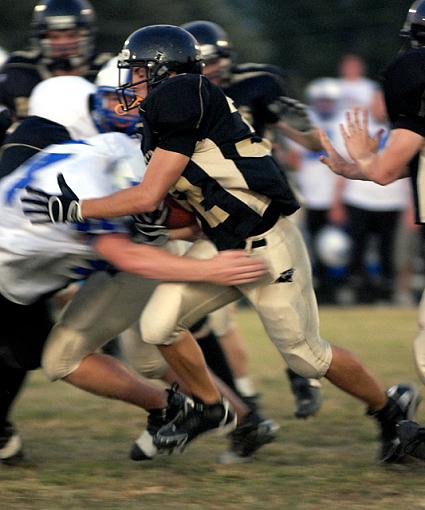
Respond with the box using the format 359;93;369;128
91;52;115;68
142;75;209;127
6;50;40;66
233;62;288;80
383;48;425;120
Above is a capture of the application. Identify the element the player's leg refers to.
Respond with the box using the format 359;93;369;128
413;289;425;384
241;216;420;462
0;293;53;464
41;271;192;459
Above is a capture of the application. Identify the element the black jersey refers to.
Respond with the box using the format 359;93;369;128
140;74;299;250
0;49;111;120
222;63;289;137
383;48;425;224
0;116;70;179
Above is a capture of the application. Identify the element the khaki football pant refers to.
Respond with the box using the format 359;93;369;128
141;217;332;379
41;240;188;381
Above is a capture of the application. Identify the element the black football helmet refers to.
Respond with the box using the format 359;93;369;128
400;0;425;47
180;21;233;62
117;25;203;111
31;0;96;70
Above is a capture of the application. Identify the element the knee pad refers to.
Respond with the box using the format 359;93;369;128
120;326;168;379
140;285;185;346
42;324;93;381
282;340;331;379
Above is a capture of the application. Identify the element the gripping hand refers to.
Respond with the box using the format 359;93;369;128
21;174;83;224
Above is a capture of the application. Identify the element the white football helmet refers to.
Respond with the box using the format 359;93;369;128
28;75;98;139
93;56;139;135
315;225;352;268
305;78;342;103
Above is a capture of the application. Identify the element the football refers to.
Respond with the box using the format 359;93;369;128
164;195;196;228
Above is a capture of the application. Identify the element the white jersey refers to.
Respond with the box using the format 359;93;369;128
0;132;145;304
295;110;344;209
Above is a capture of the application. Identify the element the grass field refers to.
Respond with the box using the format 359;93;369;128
2;306;425;510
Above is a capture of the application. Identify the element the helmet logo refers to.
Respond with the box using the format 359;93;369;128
119;48;131;62
155;51;165;62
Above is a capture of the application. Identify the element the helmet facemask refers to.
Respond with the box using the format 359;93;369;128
92;86;140;135
37;28;93;70
117;51;172;111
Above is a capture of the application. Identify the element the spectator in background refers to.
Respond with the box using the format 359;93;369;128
338;54;377;110
339;88;410;304
294;78;343;304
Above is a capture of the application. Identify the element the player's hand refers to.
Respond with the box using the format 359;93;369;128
131;201;170;246
339;108;374;162
319;129;352;176
278;96;314;132
21;173;84;224
205;251;268;286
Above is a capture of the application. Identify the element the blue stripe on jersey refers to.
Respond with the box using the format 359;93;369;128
72;218;122;233
6;152;73;204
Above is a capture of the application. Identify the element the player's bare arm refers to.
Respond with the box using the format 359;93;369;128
81;149;189;219
94;233;267;286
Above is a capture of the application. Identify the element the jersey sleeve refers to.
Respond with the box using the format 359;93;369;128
142;75;209;156
253;74;286;124
383;49;425;136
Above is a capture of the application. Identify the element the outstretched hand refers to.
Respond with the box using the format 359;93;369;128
339;108;383;161
206;251;268;286
318;129;351;175
21;173;84;224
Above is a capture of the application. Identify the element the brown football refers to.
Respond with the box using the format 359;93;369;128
164;195;196;228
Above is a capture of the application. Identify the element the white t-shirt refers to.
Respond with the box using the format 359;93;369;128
338;78;377;109
0;132;146;304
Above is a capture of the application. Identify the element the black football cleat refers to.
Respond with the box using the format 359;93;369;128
130;384;192;461
397;420;425;460
219;411;280;464
153;396;236;452
369;383;421;463
286;368;322;419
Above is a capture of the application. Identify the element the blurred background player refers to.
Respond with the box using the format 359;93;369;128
0;0;111;140
293;77;344;304
182;19;322;419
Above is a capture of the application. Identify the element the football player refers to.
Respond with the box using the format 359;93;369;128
23;25;421;463
0;127;267;464
0;0;111;140
317;0;425;461
182;20;322;420
0;68;264;463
